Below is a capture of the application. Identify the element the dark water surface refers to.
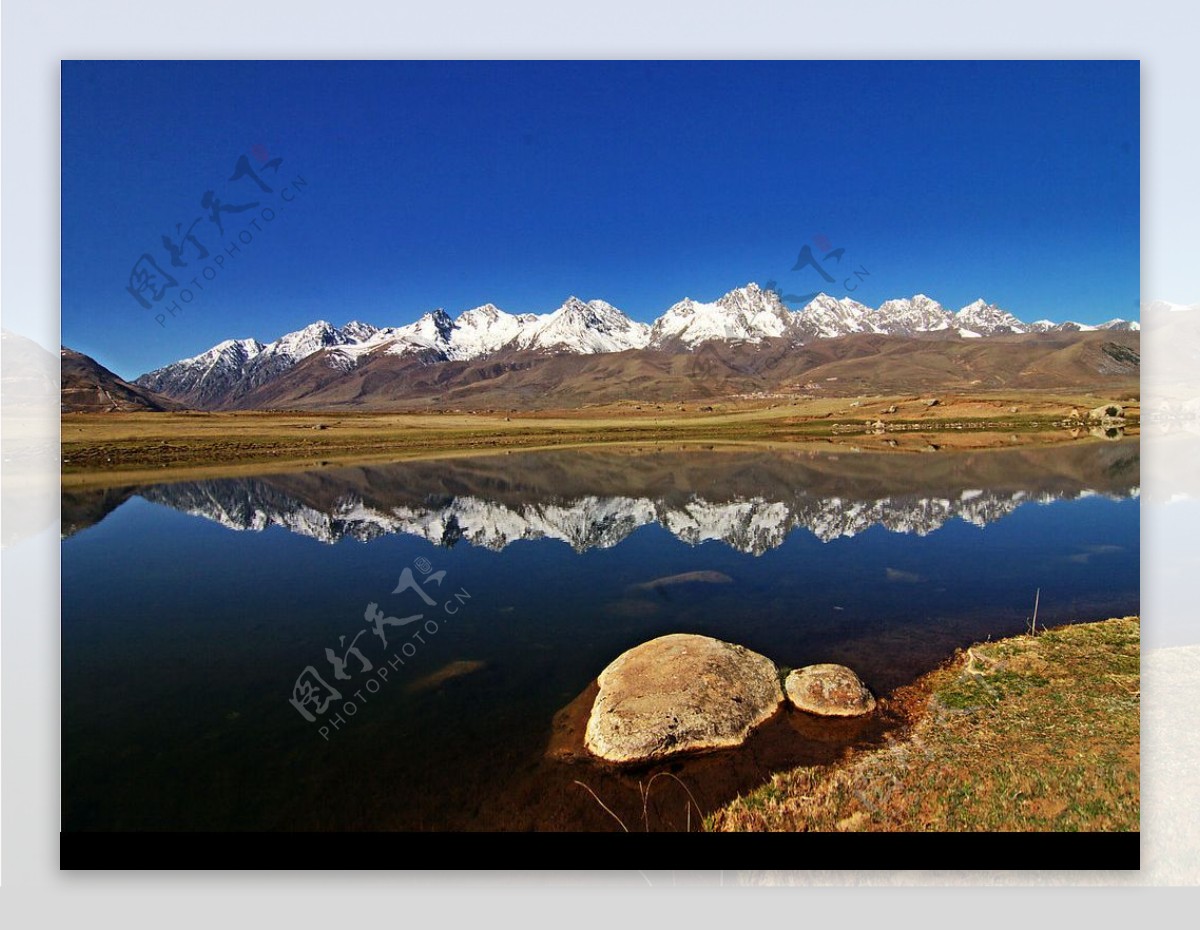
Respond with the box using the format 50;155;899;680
62;439;1139;831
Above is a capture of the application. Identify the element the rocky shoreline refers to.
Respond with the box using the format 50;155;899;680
546;619;1139;832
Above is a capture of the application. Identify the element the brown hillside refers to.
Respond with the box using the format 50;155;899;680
61;348;182;413
223;330;1139;411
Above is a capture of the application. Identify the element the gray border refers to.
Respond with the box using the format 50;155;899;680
3;0;1197;913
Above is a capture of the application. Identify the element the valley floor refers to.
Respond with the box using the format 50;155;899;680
60;391;1138;489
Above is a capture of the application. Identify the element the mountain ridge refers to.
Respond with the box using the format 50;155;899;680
61;347;181;413
127;283;1140;410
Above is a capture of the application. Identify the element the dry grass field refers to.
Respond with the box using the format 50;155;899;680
710;617;1140;832
61;390;1138;488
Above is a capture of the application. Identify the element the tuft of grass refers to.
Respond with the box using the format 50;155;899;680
574;771;705;832
708;616;1140;833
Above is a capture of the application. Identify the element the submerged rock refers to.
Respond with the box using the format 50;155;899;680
405;659;486;694
628;570;733;593
785;664;877;717
584;633;783;764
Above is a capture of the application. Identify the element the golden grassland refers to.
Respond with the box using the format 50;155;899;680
61;390;1138;488
709;617;1140;832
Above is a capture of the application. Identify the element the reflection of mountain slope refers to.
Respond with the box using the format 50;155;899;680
60;485;138;538
133;483;1134;554
87;441;1140;554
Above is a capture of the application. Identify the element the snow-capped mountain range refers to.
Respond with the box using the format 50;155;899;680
138;478;1138;555
135;283;1139;404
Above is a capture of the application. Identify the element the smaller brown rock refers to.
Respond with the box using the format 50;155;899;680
785;664;876;717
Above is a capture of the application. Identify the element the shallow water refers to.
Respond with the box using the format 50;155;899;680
61;439;1139;830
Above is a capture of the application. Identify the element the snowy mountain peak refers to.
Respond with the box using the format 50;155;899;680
953;299;1027;336
411;309;453;338
650;282;792;348
451;304;531;355
551;296;614;323
716;281;768;306
263;320;371;364
849;295;947;337
515;297;650;354
1051;321;1098;333
804;291;836;305
293;319;335;334
427;308;454;327
340;320;380;342
382;308;458;359
1098;318;1141;332
795;293;880;339
455;303;504;323
200;338;265;364
714;282;789;320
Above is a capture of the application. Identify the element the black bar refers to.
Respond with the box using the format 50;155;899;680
61;831;1140;872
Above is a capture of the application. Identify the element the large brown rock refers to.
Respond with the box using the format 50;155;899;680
785;664;876;717
584;633;783;764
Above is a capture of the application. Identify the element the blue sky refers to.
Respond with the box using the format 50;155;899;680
61;60;1140;379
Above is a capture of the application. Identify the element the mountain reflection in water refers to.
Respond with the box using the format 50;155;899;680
64;440;1139;552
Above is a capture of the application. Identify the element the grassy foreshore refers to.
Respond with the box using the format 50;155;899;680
61;391;1137;488
709;616;1140;832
